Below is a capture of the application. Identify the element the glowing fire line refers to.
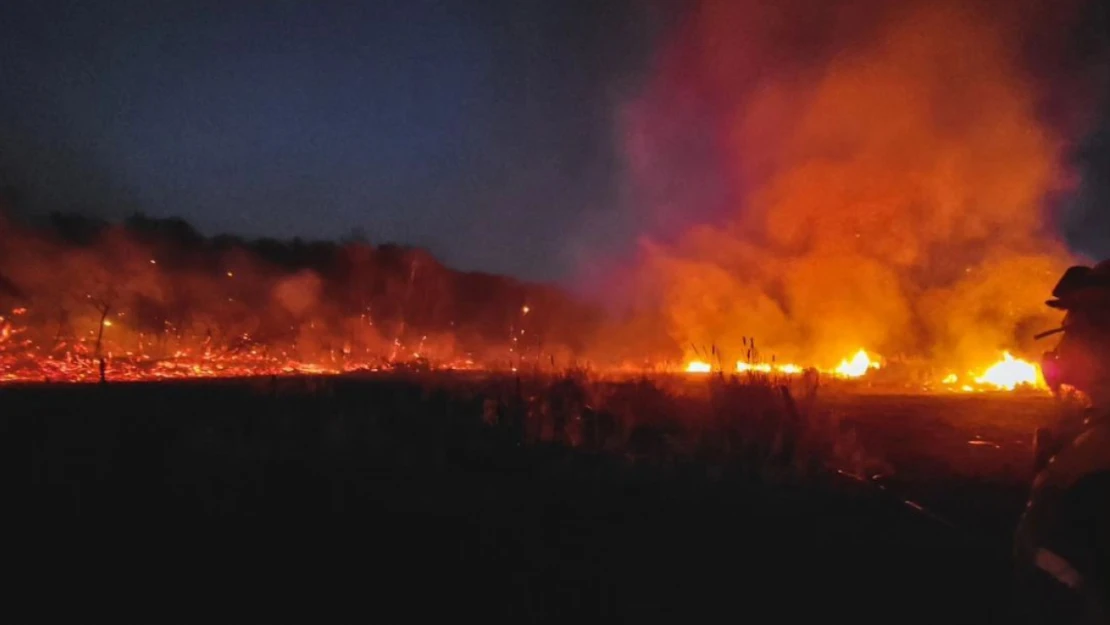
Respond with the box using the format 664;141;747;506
936;352;1044;392
0;303;1049;394
685;348;878;379
682;347;1045;394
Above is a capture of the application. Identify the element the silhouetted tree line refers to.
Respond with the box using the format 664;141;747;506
0;209;603;365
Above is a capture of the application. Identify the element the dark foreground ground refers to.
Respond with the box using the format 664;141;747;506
6;376;1056;624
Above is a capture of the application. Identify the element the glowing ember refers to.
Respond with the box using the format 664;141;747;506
833;349;878;378
685;360;712;373
942;373;958;385
974;352;1042;391
0;304;489;384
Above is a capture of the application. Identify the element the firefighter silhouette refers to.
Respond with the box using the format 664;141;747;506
1015;259;1110;624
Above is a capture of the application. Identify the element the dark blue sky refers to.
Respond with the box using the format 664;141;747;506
0;0;670;280
1;0;1108;280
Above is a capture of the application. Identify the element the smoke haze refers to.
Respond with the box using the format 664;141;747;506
610;0;1096;370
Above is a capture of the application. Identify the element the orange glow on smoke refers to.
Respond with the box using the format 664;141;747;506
618;0;1076;380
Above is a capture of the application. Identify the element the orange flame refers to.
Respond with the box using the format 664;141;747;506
974;352;1042;391
682;348;878;380
833;349;878;378
685;360;712;373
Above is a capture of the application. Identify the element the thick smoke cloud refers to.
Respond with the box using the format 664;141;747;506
613;0;1091;370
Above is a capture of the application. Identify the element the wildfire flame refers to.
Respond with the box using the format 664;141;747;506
679;347;1046;395
735;361;804;375
683;348;879;380
685;360;712;373
974;352;1042;391
937;353;1045;392
833;349;878;378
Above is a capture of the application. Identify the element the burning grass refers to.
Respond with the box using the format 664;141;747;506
0;212;605;384
0;213;1063;393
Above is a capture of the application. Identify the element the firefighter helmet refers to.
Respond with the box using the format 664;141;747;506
1046;260;1110;311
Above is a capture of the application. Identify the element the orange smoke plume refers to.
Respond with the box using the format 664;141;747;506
617;0;1087;371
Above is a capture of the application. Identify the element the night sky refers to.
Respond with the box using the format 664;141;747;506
1;0;1108;281
0;0;671;280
